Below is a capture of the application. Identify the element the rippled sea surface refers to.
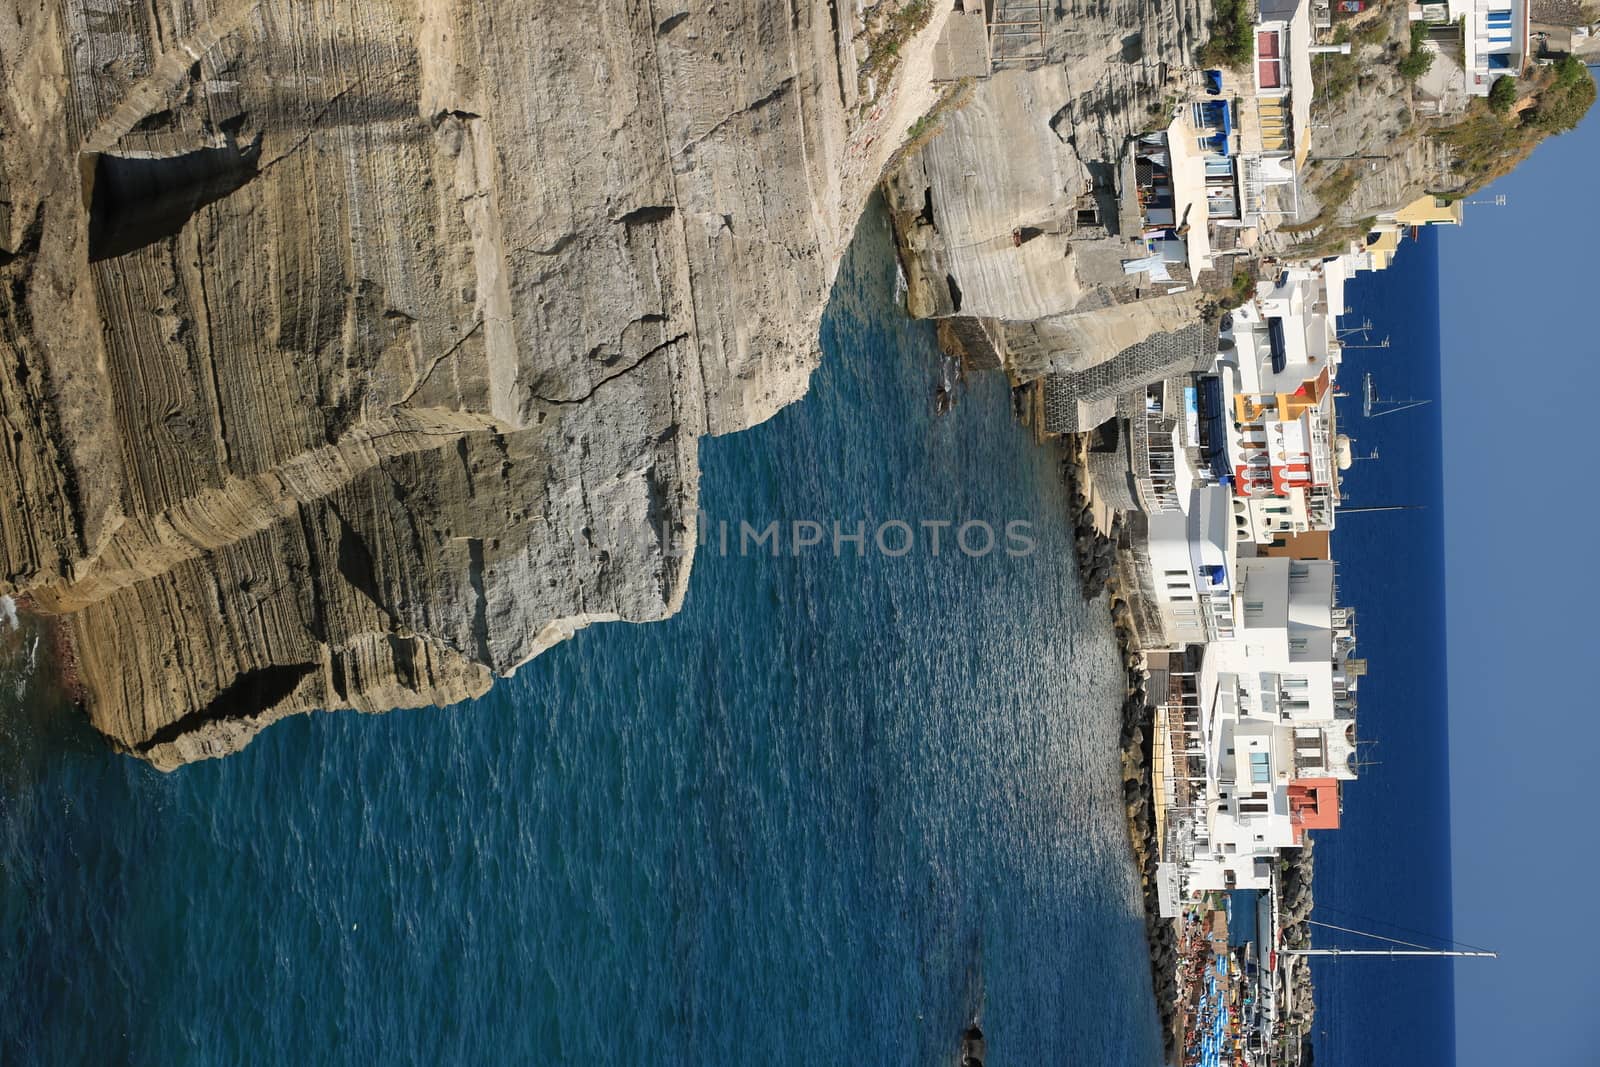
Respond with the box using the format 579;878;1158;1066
0;200;1160;1065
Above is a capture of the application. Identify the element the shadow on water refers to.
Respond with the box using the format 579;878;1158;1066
0;616;107;795
0;613;154;1067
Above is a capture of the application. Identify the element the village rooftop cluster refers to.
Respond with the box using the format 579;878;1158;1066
1068;200;1462;1063
1026;0;1531;1058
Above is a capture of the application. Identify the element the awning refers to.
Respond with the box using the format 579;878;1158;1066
1266;317;1288;373
1227;890;1260;945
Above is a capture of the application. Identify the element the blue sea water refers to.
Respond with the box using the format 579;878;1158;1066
0;203;1163;1065
1312;228;1456;1065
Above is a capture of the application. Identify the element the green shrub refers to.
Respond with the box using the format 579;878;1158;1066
1554;54;1588;88
1217;267;1258;310
1397;21;1434;80
1200;0;1257;68
1398;49;1435;79
1488;75;1517;114
1433;61;1597;193
1527;66;1596;132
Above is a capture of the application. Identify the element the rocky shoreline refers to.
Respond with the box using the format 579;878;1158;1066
0;0;962;768
1059;433;1180;1064
1275;840;1319;1051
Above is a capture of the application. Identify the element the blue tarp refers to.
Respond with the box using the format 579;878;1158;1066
1198;375;1233;481
1266;317;1288;374
1197;101;1233;156
1192;957;1232;1067
1227;890;1260;945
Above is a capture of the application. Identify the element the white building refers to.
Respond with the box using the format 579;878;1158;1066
1173;558;1361;892
1218;290;1342;543
1231;267;1343;395
1148;484;1239;646
1455;0;1527;96
1238;0;1316;217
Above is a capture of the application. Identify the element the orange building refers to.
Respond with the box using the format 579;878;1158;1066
1287;778;1340;843
1256;530;1331;560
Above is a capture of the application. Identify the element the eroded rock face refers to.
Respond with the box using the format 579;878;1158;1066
881;3;1216;383
0;0;913;767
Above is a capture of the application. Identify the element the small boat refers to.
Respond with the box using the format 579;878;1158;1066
1362;372;1430;418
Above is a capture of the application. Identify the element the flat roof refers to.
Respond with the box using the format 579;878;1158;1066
1166;117;1214;270
1290;0;1315;165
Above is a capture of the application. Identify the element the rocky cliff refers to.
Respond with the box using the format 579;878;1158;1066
0;0;951;768
881;0;1220;385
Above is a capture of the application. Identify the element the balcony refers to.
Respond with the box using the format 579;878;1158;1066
1200;595;1237;642
1131;409;1183;514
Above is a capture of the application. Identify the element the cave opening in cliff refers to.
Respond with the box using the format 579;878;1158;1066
84;138;262;262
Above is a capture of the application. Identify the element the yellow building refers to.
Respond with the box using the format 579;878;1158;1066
1389;194;1465;228
1361;227;1403;272
1360;194;1465;271
1234;365;1333;424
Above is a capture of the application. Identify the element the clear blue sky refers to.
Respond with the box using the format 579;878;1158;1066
1441;96;1600;1065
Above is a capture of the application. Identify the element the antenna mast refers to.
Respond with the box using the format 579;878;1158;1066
1286;947;1497;958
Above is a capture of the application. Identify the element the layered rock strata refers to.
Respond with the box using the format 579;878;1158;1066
883;0;1219;386
0;0;948;767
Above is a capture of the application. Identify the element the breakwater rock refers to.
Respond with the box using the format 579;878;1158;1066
1060;435;1176;1061
1121;675;1179;1064
0;0;952;767
1276;838;1319;1039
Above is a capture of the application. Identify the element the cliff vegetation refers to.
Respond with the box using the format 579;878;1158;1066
1434;56;1598;190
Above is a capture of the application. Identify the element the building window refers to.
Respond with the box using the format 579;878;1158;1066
1250;751;1270;784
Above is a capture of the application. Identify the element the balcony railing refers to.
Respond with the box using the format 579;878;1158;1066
1131;410;1183;514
